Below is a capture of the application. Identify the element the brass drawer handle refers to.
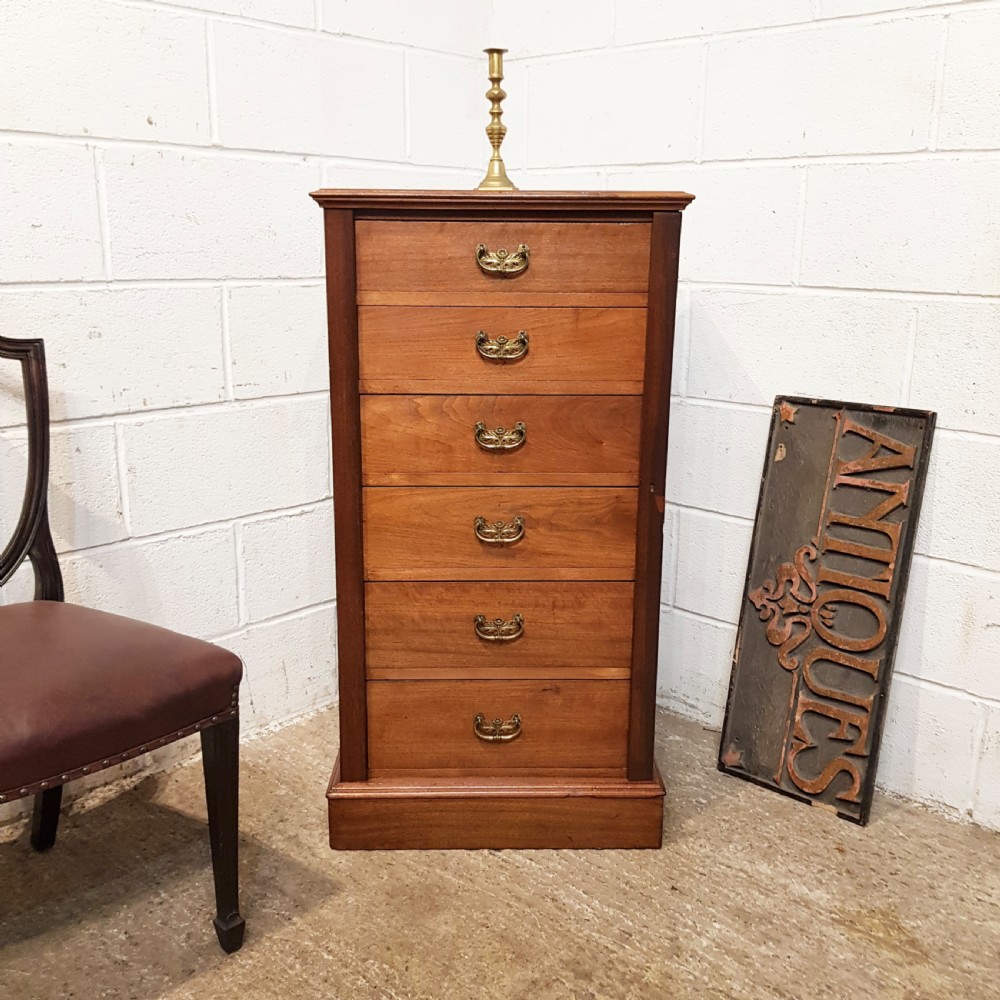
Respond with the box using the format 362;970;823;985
474;420;526;451
474;713;522;742
475;243;530;276
476;329;529;361
474;612;525;642
473;514;525;545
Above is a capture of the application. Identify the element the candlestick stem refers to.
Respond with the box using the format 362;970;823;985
477;47;517;191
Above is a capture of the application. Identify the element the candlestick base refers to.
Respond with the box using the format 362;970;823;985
477;155;518;191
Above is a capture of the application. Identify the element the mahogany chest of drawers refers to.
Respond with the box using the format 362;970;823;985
310;189;693;849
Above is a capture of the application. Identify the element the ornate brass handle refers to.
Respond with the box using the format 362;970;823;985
474;420;526;451
473;514;525;545
474;612;525;642
474;713;522;742
475;243;530;276
476;330;529;361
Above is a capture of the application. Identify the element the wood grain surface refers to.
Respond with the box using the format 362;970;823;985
361;394;642;486
363;486;638;581
323;209;368;781
365;581;634;678
311;188;694;213
327;759;665;850
358;305;646;394
356;221;651;303
358;290;648;307
628;211;682;781
366;679;630;772
311;191;691;848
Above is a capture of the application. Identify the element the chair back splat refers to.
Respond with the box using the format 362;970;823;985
0;333;244;952
0;335;64;601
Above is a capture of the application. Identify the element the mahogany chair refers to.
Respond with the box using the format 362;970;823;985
0;335;246;953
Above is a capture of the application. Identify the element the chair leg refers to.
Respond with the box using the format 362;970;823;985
30;785;63;852
201;717;245;954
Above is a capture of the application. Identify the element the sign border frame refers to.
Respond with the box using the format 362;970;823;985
718;395;937;825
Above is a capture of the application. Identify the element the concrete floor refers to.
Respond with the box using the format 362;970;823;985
1;708;998;1000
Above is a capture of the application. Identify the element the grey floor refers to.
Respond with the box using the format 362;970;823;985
1;707;998;1000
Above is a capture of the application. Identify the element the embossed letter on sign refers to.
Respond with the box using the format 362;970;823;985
719;397;935;825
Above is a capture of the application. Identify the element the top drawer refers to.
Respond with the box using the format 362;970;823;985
356;221;652;306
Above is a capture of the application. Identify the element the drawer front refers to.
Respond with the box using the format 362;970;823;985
356;221;651;305
358;306;646;395
367;679;629;773
362;395;642;487
365;581;634;678
363;487;637;581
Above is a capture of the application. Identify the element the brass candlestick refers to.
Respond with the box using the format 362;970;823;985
477;47;517;191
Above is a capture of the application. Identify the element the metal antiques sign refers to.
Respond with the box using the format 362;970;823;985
719;397;935;824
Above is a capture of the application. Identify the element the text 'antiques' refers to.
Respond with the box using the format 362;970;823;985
720;397;935;824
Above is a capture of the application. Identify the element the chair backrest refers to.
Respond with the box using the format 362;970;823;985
0;335;64;601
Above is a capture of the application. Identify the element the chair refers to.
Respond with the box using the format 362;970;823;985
0;335;246;953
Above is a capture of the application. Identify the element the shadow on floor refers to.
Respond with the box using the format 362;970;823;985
0;772;339;995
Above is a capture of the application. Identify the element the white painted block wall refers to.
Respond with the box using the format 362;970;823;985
491;0;1000;827
1;0;998;829
0;0;488;819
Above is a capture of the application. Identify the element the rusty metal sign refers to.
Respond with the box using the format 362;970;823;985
719;397;935;824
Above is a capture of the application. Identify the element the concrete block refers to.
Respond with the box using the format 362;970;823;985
494;0;614;56
896;557;1000;702
408;53;484;169
819;0;960;14
800;160;1000;295
518;168;606;190
675;509;753;625
877;675;978;812
121;397;330;535
671;283;690;397
49;425;126;553
938;11;1000;151
1;0;209;143
61;528;240;637
213;23;404;159
0;451;18;569
0;563;35;604
0;143;102;283
910;299;1000;435
528;46;701;167
321;162;480;189
323;0;488;54
703;19;940;159
226;605;337;730
487;62;528;173
913;431;1000;572
228;284;327;400
617;0;814;42
167;0;313;26
609;165;801;285
687;289;914;406
657;608;737;727
0;423;125;553
666;401;774;519
0;287;225;422
0;362;22;430
240;503;336;622
660;506;678;606
103;148;321;279
974;706;1000;831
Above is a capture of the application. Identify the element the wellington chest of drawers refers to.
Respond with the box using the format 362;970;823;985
310;189;694;850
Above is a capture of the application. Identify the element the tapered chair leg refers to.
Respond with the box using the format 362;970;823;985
30;785;63;852
200;717;245;953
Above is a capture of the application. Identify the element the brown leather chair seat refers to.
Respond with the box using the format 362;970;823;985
0;601;242;800
2;335;245;952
